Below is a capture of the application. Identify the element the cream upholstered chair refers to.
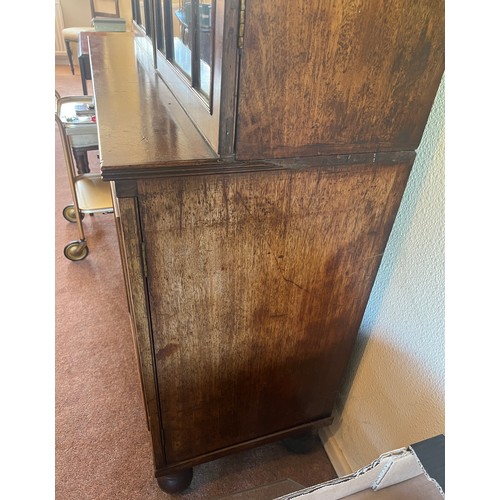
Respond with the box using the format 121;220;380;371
62;26;94;75
62;0;120;74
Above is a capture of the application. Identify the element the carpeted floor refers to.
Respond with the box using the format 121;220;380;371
55;64;337;500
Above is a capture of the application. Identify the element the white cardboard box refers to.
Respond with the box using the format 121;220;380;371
276;446;445;500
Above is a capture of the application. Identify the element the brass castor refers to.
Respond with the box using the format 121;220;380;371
63;240;89;261
62;205;84;223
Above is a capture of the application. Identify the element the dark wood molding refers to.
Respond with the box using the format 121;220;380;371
154;417;334;476
102;150;416;182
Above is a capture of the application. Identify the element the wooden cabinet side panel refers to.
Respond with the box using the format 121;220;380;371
113;201;152;433
118;197;166;470
236;0;444;159
138;160;411;464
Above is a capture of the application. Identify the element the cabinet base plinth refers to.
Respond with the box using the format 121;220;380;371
157;468;193;494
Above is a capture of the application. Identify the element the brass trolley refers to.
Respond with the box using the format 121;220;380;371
55;92;113;261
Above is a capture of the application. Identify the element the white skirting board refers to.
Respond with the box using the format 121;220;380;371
56;53;69;65
55;0;68;64
319;426;353;478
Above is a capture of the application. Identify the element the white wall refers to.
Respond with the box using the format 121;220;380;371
321;77;445;474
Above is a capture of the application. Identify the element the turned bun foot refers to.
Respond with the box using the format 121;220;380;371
157;468;194;493
282;431;318;454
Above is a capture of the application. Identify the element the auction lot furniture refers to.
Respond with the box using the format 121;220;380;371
88;0;444;493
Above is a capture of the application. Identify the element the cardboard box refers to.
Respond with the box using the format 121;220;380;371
276;437;445;500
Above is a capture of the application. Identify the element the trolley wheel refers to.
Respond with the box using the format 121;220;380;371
64;241;89;261
63;205;84;223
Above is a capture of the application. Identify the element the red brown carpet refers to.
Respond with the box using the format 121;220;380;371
55;64;336;499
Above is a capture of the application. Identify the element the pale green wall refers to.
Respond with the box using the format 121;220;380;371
322;76;445;472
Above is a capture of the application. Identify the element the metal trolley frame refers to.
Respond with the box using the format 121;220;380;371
55;93;113;261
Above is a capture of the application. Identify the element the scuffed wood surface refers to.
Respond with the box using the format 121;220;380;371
137;159;412;463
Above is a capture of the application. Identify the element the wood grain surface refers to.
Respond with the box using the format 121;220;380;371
89;33;217;174
116;196;167;470
236;0;445;159
137;158;412;464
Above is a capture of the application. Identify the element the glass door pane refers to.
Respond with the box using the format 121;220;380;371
140;0;153;37
198;0;213;98
171;0;193;80
156;0;216;110
138;0;146;27
155;0;166;55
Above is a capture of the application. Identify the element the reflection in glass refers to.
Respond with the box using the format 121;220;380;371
164;0;215;106
198;0;213;98
139;0;145;27
136;0;152;37
172;0;193;80
156;0;166;54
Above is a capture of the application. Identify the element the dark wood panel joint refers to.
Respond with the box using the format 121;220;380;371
141;241;148;279
114;180;139;198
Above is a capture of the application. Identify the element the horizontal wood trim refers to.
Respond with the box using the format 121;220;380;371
155;417;334;475
238;143;422;162
102;150;415;181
